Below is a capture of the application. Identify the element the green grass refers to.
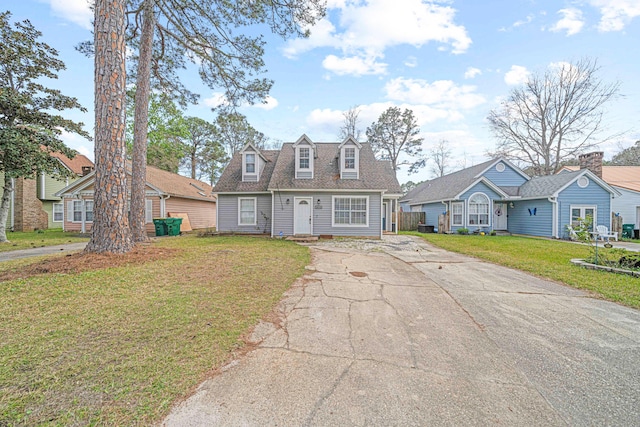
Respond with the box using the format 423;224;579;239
0;235;310;425
0;229;88;252
406;232;640;309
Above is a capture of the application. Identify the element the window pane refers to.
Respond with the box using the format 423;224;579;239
239;199;255;224
53;204;63;221
334;197;367;225
245;153;255;173
85;201;94;222
344;148;355;169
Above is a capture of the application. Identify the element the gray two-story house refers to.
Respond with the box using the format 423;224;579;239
214;135;402;238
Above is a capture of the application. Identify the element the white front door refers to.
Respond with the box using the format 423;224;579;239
294;198;312;235
493;203;508;230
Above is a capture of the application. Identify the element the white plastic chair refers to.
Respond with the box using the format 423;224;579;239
595;225;618;241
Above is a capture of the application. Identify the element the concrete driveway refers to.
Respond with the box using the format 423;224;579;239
164;235;640;426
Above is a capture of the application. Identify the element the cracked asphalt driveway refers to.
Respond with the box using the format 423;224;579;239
164;235;640;426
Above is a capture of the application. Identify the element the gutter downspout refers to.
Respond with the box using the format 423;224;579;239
548;197;558;238
161;194;170;218
270;190;275;238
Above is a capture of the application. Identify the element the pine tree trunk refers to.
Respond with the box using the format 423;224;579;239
191;151;197;179
130;0;155;242
85;0;133;254
0;176;14;243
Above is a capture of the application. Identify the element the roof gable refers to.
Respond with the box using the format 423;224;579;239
562;165;640;193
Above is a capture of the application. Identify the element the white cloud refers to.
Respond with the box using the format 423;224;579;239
384;78;486;110
322;54;388;76
504;65;530;86
202;92;228;108
253;96;279;111
45;0;92;30
404;56;418;68
590;0;640;31
284;0;471;76
464;67;482;79
550;8;585;36
513;14;535;28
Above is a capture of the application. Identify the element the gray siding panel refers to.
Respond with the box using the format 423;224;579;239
482;162;528;186
273;191;382;237
217;194;272;234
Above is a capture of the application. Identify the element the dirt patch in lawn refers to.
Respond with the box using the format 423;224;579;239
0;245;179;281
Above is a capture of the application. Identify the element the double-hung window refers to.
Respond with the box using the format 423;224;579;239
451;202;463;226
53;203;63;222
238;198;257;226
468;193;489;225
72;200;94;222
245;153;256;173
344;148;355;169
333;196;368;226
299;148;310;169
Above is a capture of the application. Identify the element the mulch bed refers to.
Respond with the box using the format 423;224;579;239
0;245;179;282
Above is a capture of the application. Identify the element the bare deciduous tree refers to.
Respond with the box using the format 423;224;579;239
430;139;451;178
338;105;362;141
487;58;621;175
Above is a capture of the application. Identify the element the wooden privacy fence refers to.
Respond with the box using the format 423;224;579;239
396;212;426;231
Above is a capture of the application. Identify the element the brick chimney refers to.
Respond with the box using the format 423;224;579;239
578;151;603;178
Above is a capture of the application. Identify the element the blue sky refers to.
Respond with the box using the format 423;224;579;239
6;0;640;183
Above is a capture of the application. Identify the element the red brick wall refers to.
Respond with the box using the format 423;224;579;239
13;178;48;231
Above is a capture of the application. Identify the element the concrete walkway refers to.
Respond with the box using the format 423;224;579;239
164;235;640;426
0;242;87;261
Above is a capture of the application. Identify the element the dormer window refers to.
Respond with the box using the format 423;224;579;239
294;135;315;179
339;137;361;179
299;148;310;169
241;145;263;182
344;148;355;169
245;153;256;173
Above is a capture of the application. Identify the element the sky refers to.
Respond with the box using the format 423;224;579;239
4;0;640;184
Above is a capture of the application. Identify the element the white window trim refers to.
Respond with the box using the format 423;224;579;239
242;152;257;178
451;201;464;227
53;202;64;222
71;200;94;223
570;205;597;229
340;145;360;178
238;197;257;226
332;195;369;227
467;192;490;227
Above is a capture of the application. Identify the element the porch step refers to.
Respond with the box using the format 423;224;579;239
285;236;319;242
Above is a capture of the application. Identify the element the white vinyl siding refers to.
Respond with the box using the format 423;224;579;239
53;203;63;222
332;196;368;227
451;202;463;226
468;193;489;226
238;197;257;226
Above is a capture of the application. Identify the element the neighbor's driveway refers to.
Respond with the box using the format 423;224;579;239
164;235;640;426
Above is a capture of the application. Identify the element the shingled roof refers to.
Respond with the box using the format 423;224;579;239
213;150;280;193
142;164;215;202
50;151;94;176
268;143;401;193
214;142;401;194
401;159;497;205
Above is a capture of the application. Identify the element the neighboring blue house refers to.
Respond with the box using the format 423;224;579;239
213;135;402;238
400;158;620;239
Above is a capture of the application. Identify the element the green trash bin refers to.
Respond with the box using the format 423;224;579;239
153;218;168;236
165;217;183;236
622;223;634;239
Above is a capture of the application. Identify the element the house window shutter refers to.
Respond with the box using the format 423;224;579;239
145;199;153;223
67;201;74;222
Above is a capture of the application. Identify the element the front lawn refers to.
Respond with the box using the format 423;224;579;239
0;229;88;252
0;235;309;425
407;232;640;309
